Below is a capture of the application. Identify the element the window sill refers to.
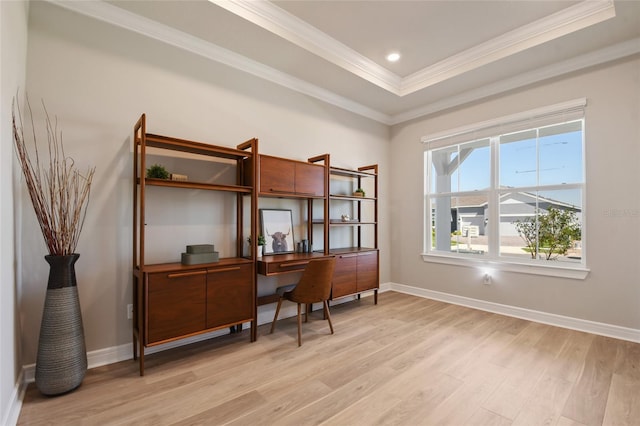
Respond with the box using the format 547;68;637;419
421;252;590;280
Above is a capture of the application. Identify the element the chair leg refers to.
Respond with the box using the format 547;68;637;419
297;303;302;346
324;300;334;334
270;297;283;334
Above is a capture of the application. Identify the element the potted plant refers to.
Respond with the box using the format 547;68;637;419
353;188;365;197
146;164;169;179
247;235;266;257
13;96;95;395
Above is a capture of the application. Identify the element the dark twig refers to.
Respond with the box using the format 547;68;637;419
13;95;95;256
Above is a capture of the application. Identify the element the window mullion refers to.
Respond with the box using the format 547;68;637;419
488;136;499;258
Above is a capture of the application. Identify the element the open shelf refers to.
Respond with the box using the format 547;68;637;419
329;194;376;201
139;178;252;193
145;133;253;160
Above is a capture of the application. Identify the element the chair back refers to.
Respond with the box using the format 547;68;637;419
289;257;336;304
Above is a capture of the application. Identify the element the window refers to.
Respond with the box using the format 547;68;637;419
423;99;587;277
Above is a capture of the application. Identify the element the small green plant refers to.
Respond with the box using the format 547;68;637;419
146;164;169;179
354;188;366;197
247;235;266;246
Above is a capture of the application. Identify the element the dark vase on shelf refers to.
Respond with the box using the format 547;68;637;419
35;253;87;396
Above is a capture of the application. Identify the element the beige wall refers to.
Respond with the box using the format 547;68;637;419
19;2;390;365
15;0;640;378
390;55;640;330
1;1;28;423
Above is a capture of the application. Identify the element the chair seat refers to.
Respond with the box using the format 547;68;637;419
275;284;296;297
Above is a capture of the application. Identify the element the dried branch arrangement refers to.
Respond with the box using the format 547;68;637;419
12;97;96;256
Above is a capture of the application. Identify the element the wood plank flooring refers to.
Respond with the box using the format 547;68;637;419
17;292;640;425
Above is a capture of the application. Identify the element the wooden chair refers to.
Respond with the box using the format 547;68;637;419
270;257;336;346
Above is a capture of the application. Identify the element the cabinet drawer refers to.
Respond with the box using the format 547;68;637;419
263;259;311;275
332;254;357;298
147;270;207;344
357;251;379;292
206;264;253;328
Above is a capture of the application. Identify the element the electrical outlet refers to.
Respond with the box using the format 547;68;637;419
127;304;133;320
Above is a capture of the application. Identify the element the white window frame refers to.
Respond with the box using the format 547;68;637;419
421;99;589;280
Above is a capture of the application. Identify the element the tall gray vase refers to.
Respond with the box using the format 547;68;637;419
35;254;87;396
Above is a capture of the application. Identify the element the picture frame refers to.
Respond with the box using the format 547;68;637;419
260;209;295;254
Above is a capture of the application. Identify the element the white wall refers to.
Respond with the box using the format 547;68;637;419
390;55;640;330
1;1;28;423
19;2;389;366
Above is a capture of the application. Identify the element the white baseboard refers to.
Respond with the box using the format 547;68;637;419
3;370;25;426
21;284;394;386
22;327;239;384
390;282;640;343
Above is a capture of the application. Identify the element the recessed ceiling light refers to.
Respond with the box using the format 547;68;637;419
386;52;401;63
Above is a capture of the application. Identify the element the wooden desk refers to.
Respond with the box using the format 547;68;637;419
256;252;333;305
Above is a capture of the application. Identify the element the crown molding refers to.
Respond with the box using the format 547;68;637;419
213;1;615;97
47;1;632;126
210;0;402;94
49;0;393;124
391;36;640;125
400;0;616;96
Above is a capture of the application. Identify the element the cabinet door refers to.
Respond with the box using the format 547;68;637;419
332;254;357;299
147;270;207;344
295;162;325;197
356;251;379;292
206;264;253;329
260;156;295;194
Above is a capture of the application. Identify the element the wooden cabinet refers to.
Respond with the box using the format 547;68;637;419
356;250;379;292
332;250;379;299
259;155;325;197
332;254;357;298
147;270;207;344
206;263;253;328
132;114;258;375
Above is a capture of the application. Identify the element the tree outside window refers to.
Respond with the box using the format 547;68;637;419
513;207;582;260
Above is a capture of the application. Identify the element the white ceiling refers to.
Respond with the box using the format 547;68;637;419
54;0;640;124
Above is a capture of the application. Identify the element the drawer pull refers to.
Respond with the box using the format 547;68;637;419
207;267;241;274
279;261;309;268
339;254;358;258
167;271;207;279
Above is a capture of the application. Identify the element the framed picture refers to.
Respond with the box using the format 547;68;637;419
260;209;295;254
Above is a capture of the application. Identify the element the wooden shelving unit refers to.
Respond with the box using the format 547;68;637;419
132;114;258;375
327;163;379;303
131;117;381;352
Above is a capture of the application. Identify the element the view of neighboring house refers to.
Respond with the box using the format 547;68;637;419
442;191;582;261
451;190;582;237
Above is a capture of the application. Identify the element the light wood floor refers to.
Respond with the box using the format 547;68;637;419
18;291;640;425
